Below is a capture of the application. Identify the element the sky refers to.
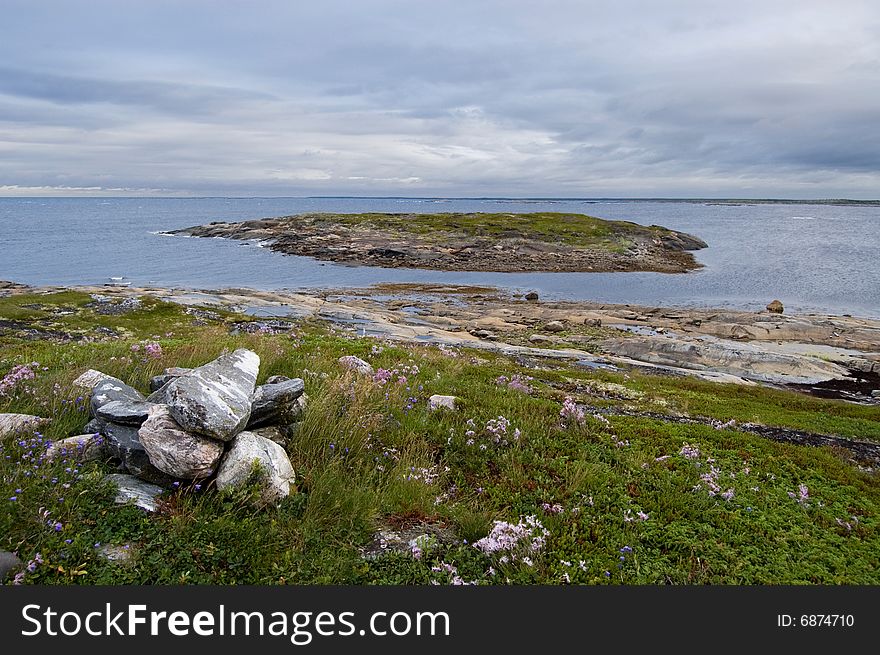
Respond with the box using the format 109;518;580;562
0;0;878;198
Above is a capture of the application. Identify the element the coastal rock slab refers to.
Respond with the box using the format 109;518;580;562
0;413;49;438
247;378;305;428
138;405;223;479
105;474;164;512
339;355;374;375
45;434;106;463
90;377;146;415
149;349;260;441
96;399;153;426
216;431;295;504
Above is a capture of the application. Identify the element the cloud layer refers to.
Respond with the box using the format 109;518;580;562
1;0;878;197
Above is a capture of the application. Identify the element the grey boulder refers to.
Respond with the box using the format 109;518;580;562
90;376;146;415
247;378;305;428
95;399;153;426
149;349;260;442
99;420;174;485
138;405;224;480
216;431;295;504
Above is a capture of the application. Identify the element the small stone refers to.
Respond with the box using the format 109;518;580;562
529;334;553;344
0;551;23;581
428;395;457;411
544;320;566;333
251;425;290;447
97;544;135;564
871;390;880;398
45;434;106;463
583;318;602;327
105;473;164;512
72;369;110;391
767;300;784;314
525;292;539;301
470;329;497;340
266;375;291;385
338;355;374;376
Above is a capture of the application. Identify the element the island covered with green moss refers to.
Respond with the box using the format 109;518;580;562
168;212;708;273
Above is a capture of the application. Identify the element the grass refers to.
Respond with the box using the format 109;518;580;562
1;291;878;584
294;212;684;252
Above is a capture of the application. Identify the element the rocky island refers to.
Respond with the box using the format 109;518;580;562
167;212;708;273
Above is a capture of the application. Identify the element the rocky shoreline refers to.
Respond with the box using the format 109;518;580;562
3;280;878;402
166;212;709;273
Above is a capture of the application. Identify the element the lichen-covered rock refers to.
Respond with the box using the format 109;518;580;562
338;355;374;375
45;434;106;463
0;413;49;438
72;369;110;391
428;395;458;411
95;399;153;426
105;474;164;512
216;431;295;504
90;376;146;415
149;349;259;442
138;405;224;479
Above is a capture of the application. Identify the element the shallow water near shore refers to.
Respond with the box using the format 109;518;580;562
1;196;878;318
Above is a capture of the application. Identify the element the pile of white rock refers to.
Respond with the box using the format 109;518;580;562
72;348;305;509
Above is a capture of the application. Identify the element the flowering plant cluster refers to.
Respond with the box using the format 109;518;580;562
495;373;534;394
373;363;420;386
559;396;585;426
473;515;549;564
463;416;521;448
0;362;40;396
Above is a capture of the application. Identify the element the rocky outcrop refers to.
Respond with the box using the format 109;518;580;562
215;431;295;504
138;405;224;479
149;349;259;441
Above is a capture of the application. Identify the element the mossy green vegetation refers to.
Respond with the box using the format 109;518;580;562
303;211;668;251
1;292;878;584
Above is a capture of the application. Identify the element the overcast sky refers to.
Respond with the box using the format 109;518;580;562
1;0;878;198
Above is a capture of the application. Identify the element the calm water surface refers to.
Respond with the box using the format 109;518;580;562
1;197;877;317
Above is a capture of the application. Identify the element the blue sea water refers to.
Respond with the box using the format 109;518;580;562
0;197;878;317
